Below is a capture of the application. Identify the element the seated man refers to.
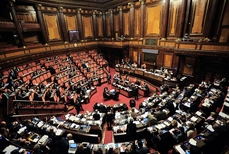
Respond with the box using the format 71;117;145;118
103;87;110;100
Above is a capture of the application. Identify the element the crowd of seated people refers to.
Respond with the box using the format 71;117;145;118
1;76;229;154
0;50;110;118
2;52;229;154
112;73;151;99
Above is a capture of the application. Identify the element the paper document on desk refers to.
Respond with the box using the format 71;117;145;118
37;121;44;128
56;129;63;136
189;138;197;146
190;116;198;122
168;117;173;121
133;121;140;125
174;145;186;154
196;111;202;116
207;125;215;132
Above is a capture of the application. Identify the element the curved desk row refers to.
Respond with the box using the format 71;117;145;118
116;67;186;88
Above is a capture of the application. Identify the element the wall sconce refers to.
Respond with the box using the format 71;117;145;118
186;64;192;68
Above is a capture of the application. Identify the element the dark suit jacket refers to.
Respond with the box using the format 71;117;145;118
155;111;167;121
57;137;69;154
126;123;136;136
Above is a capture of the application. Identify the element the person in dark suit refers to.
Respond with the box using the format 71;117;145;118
93;110;101;120
133;86;139;100
57;133;72;154
155;108;167;121
107;74;111;84
129;99;136;108
126;118;136;140
135;140;150;154
106;110;114;130
173;126;187;144
98;76;101;86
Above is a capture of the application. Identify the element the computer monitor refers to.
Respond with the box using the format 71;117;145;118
70;143;77;148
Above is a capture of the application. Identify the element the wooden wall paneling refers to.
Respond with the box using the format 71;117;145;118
134;7;140;37
203;0;221;39
96;13;103;37
106;12;111;37
222;0;229;26
168;0;179;36
219;27;229;42
23;32;39;43
123;11;130;36
44;14;61;41
190;0;208;35
175;0;187;39
183;57;195;76
133;50;138;62
219;0;229;42
58;7;68;43
35;4;48;44
114;13;119;39
82;15;93;38
76;9;83;40
16;12;37;23
92;10;98;39
65;15;77;31
15;5;37;22
163;53;173;68
160;0;170;40
9;2;25;47
129;2;135;39
145;3;162;36
118;6;123;36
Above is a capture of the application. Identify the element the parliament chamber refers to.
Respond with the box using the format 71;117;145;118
1;0;229;154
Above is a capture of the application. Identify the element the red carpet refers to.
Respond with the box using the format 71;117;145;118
104;126;114;144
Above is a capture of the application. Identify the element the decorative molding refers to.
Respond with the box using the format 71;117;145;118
77;8;82;14
117;6;123;11
128;2;135;8
35;4;42;10
139;0;145;5
58;7;63;13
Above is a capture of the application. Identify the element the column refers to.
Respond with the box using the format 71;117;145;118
203;0;221;41
129;2;135;39
102;11;106;38
118;6;123;37
139;0;145;40
35;4;48;45
109;9;115;40
76;8;84;41
9;0;26;47
160;0;170;40
175;0;187;41
58;7;68;43
92;10;98;40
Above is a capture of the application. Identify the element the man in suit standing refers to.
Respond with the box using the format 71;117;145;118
93;110;101;120
107;73;111;84
57;133;72;154
126;118;137;140
133;85;139;100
